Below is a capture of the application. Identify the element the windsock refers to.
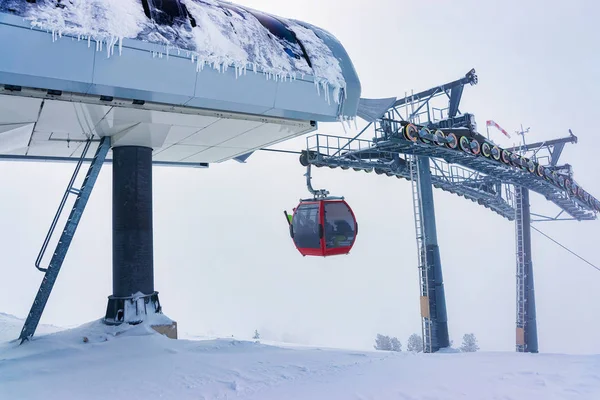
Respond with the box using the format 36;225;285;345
486;120;511;139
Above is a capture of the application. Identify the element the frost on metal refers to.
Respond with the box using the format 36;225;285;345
0;0;348;106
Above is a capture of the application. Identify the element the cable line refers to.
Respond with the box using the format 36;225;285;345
259;148;302;155
530;224;600;272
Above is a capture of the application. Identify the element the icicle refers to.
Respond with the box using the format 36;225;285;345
119;37;123;56
107;37;118;59
339;118;348;134
346;118;353;131
332;87;340;104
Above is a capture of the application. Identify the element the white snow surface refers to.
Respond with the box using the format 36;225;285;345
1;0;347;104
0;312;62;343
1;314;600;399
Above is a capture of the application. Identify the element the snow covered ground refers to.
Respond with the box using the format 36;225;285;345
0;312;62;343
1;313;599;399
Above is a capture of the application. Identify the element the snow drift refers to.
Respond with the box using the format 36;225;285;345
0;312;61;343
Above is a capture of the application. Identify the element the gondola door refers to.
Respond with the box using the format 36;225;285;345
322;200;357;257
291;200;324;257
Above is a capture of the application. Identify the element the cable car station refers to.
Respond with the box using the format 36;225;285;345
0;0;361;342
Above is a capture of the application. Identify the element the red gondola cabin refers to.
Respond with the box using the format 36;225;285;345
289;199;358;257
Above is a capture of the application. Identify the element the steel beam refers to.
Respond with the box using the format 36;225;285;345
392;69;477;108
19;137;110;343
418;156;450;351
504;133;577;154
517;187;538;353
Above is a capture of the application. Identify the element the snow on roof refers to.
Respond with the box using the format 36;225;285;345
0;0;347;105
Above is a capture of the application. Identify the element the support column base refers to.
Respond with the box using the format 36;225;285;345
103;291;178;339
151;321;178;339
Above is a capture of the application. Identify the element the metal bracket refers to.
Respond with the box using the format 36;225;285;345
304;164;330;199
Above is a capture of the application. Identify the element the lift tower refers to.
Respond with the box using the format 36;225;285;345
510;129;578;353
395;72;478;352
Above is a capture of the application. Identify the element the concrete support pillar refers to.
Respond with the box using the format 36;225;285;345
103;145;176;338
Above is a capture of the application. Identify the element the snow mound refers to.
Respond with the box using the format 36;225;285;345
0;312;62;343
1;315;600;399
0;0;348;104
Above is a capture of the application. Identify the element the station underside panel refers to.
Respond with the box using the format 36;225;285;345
0;90;316;165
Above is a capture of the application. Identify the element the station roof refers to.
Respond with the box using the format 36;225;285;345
0;0;362;165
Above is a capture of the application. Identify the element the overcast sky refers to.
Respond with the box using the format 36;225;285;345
1;0;599;354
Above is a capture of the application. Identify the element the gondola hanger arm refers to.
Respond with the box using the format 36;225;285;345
305;164;329;199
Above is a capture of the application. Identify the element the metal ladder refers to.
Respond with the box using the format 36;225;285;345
515;185;527;352
19;136;110;343
409;154;433;353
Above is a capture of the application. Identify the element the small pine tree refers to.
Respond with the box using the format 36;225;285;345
374;334;392;351
407;333;423;352
390;337;402;352
253;329;260;340
460;333;479;352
